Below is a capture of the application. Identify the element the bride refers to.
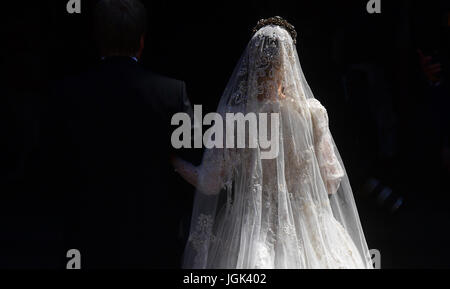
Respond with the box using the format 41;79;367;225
171;16;373;269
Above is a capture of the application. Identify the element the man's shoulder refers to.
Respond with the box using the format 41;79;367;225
139;69;185;91
57;62;185;93
54;63;187;113
134;69;187;112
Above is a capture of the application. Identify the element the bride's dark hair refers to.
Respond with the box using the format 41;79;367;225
252;16;297;45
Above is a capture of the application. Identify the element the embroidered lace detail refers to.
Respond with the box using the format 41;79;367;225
188;214;217;252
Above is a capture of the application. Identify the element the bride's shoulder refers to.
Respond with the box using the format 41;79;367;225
305;98;329;128
306;98;327;114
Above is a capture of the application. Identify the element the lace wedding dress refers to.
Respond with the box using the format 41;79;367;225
173;20;373;269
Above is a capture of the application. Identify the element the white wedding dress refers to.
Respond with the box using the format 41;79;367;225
173;23;373;269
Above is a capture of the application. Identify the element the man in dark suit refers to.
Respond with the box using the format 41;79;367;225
48;0;193;268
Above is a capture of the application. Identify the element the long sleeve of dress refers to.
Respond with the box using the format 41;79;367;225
172;156;200;188
307;98;344;195
172;149;228;195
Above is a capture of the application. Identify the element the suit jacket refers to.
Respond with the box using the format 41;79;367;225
48;56;192;268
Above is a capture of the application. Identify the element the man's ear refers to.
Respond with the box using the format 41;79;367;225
137;34;145;59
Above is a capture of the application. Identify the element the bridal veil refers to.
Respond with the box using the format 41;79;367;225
181;19;373;269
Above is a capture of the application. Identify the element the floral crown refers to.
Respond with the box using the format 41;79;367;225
252;16;297;45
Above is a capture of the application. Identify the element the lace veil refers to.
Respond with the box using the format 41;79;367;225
182;18;372;269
